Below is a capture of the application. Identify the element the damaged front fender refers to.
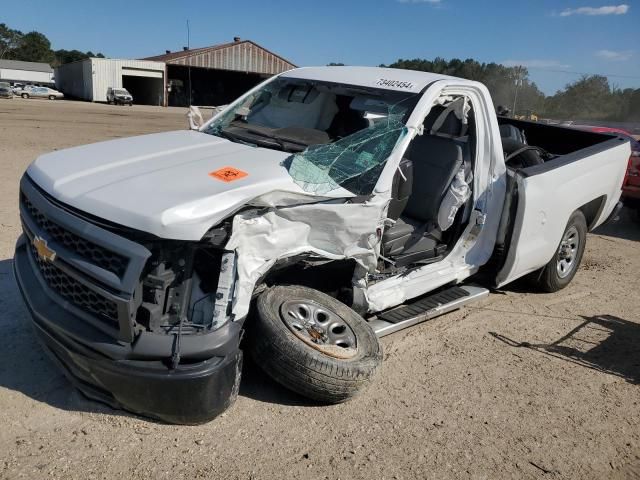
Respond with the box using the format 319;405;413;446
225;196;390;320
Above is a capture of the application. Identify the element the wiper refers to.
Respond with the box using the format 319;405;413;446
246;128;307;152
214;128;256;147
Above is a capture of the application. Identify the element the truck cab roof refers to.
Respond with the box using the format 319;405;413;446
281;66;472;94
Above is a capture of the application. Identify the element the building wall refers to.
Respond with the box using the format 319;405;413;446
55;58;165;103
0;68;53;84
55;60;92;99
90;58;165;102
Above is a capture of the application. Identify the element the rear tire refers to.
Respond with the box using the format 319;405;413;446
535;210;587;292
21;93;28;99
249;285;382;403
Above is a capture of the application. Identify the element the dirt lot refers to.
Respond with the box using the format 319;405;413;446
1;98;639;480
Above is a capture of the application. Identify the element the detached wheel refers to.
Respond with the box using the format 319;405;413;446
536;210;587;292
250;285;382;403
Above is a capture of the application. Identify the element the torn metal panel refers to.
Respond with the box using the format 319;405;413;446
226;197;388;319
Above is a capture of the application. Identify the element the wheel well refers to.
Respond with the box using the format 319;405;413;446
262;257;356;304
578;196;606;230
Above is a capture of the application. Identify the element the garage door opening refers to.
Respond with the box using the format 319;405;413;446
122;75;164;106
167;65;267;107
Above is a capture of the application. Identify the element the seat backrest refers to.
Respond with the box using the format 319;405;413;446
500;124;524;144
387;157;413;220
403;135;463;222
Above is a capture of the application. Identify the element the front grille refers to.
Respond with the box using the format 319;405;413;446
30;243;120;329
23;195;128;277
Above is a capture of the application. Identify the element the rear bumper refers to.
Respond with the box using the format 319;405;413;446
14;236;243;424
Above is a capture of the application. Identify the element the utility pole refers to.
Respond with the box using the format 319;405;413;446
187;19;192;107
512;66;523;116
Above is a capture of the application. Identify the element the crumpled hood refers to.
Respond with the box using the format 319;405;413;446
27;130;338;240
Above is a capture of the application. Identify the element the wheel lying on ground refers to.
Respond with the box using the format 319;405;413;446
534;210;587;292
249;285;382;403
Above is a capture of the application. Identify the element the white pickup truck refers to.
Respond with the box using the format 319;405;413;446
14;66;630;424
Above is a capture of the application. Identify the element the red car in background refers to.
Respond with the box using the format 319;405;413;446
575;126;640;219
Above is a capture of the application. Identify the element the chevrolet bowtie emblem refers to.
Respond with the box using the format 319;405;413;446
32;236;56;262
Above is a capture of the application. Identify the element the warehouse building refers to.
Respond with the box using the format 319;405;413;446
55;58;166;105
143;37;296;107
0;60;54;86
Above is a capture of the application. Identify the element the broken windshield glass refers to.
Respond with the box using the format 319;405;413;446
286;111;408;195
203;77;416;194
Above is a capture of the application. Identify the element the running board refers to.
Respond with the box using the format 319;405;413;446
368;285;489;337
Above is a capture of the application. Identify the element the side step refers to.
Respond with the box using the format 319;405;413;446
368;285;489;337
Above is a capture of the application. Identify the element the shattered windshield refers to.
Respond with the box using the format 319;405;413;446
204;77;416;194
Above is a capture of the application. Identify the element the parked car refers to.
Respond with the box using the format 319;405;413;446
107;87;133;105
11;82;25;93
14;66;630;424
0;86;13;99
574;125;640;217
20;86;64;100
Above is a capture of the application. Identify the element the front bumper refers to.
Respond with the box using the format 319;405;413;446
14;236;243;424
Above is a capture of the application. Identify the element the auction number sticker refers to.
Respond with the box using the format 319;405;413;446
375;78;415;90
209;166;249;182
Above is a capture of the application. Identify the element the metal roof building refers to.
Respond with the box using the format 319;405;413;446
55;58;166;105
143;38;296;107
0;60;54;85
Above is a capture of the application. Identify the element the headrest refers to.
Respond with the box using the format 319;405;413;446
423;97;470;138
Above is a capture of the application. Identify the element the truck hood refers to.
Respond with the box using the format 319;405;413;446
27;130;344;240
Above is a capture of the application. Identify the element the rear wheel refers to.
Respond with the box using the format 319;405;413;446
249;285;382;403
21;93;28;99
535;211;587;292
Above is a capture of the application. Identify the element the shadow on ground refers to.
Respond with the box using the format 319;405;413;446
593;206;640;242
0;258;121;418
0;258;309;423
239;355;316;407
491;314;640;384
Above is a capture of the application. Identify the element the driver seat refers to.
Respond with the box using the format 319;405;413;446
381;134;463;266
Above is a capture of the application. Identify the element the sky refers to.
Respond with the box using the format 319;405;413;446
4;0;639;95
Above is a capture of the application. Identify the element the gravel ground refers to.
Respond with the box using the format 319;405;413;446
0;98;639;480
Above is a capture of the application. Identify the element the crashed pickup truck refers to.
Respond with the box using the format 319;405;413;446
14;66;630;424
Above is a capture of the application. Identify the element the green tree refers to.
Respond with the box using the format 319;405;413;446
0;23;23;59
13;31;54;63
53;49;105;66
382;57;545;115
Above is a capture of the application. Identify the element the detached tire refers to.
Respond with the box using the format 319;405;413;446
535;210;587;292
250;285;382;403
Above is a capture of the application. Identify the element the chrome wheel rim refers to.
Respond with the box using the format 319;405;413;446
556;225;580;279
280;300;357;359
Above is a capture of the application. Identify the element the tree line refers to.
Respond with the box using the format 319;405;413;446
0;23;104;67
381;58;639;122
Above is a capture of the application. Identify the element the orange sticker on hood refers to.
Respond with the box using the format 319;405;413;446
209;167;248;183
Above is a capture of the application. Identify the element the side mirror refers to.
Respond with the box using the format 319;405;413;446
187;105;204;130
